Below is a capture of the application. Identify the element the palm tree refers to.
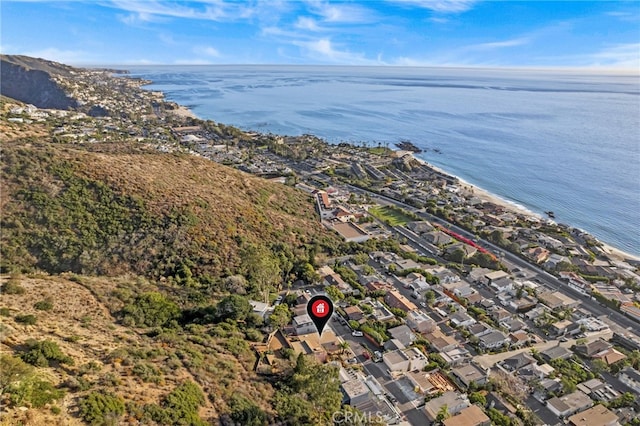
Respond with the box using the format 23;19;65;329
339;341;350;355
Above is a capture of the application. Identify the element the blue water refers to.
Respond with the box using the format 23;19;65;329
126;65;640;256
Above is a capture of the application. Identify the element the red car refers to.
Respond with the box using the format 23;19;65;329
362;351;371;360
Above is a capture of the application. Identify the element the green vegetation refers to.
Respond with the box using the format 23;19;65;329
274;354;342;425
0;354;64;408
79;392;125;425
1;279;25;294
121;291;180;327
15;314;37;325
1;143;340;282
368;205;416;226
34;297;54;311
20;339;73;367
228;393;269;426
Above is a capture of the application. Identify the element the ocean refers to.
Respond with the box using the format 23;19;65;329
126;65;640;256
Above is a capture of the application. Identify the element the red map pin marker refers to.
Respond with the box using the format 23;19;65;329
306;295;334;336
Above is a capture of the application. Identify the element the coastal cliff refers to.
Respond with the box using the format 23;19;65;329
0;55;78;110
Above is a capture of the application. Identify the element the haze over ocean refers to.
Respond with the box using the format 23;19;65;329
128;65;640;256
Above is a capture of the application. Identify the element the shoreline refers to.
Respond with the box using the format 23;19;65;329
409;154;640;263
138;80;640;263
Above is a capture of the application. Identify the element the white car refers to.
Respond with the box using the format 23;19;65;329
351;331;363;337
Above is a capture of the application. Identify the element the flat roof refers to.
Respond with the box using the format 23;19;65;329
333;221;368;239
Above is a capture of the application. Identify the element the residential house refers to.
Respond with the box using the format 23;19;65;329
425;230;452;246
468;322;493;338
451;363;488;389
407;369;456;396
423;391;471;422
490;277;514;293
344;305;366;322
406;310;437;334
249;300;274;318
383;347;427;373
482;271;509;285
341;378;370;406
550;319;574;337
367;300;395;322
442;405;491;426
450;311;476;328
618;367;640;394
479;330;509;350
293;314;317;335
567;405;620;426
577;378;620;402
541;345;573;362
388;325;416;347
526;246;551;264
538;290;580;311
544;253;571;270
547;390;593;418
424;328;459;353
574;339;612;358
384;290;417;312
488;306;511;323
508;331;531;348
498;352;536;373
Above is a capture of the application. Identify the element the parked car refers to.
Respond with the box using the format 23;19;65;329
352;331;363;337
373;351;383;362
362;351;371;360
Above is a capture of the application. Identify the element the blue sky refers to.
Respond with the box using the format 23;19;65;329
1;1;639;69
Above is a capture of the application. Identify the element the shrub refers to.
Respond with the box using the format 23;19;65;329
79;392;125;425
0;307;11;316
132;362;162;384
1;280;25;295
162;381;206;426
229;393;269;426
121;292;180;327
15;314;37;325
21;340;73;367
34;298;54;311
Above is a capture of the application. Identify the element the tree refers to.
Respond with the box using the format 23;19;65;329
241;244;282;302
121;292;180;328
229;393;268;426
469;391;486;407
339;341;350;355
325;285;345;301
269;303;292;329
216;294;252;321
436;404;450;422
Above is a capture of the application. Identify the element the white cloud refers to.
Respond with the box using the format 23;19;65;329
292;37;379;64
108;0;256;23
388;0;478;13
193;45;221;57
295;16;322;31
584;43;640;69
307;1;376;23
466;37;531;51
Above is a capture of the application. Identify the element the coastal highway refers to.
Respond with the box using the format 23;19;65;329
339;183;640;333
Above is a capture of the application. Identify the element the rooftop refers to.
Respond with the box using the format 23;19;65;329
567;404;619;426
442;405;491;426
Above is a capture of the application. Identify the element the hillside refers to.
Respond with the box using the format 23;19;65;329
0;56;348;425
1;140;339;281
0;55;79;110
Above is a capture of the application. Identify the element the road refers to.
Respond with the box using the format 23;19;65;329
340;182;639;333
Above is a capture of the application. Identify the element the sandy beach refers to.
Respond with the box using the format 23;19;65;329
410;153;640;263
